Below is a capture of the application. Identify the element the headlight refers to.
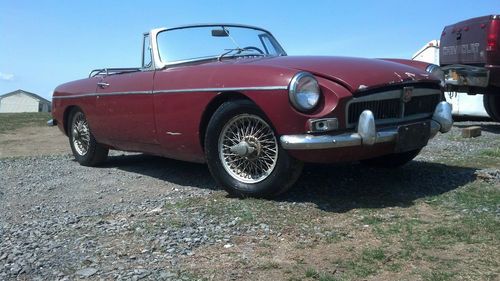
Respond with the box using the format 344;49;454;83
425;64;445;87
289;72;321;112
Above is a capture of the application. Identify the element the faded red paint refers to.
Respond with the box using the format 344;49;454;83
241;56;439;93
52;55;438;163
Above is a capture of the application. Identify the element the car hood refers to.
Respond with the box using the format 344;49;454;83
235;56;437;93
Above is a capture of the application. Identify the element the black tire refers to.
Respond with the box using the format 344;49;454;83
360;149;421;168
204;100;303;198
69;109;109;166
483;93;500;122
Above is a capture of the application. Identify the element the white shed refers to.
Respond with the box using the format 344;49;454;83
0;90;51;113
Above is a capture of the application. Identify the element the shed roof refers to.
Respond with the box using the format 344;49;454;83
0;89;51;104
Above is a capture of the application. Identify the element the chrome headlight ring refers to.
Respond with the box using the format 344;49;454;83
288;72;321;112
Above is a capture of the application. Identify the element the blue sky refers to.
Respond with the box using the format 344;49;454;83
0;0;496;99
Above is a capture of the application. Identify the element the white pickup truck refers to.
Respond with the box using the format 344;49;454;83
412;40;490;119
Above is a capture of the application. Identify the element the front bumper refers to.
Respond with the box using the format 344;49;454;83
280;101;452;150
47;119;57;126
442;64;489;88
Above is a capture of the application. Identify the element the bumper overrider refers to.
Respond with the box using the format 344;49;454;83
280;101;452;150
47;119;57;126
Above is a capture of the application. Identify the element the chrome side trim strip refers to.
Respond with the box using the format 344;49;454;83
53;91;152;99
102;91;152;96
152;86;287;94
53;93;98;99
53;86;287;99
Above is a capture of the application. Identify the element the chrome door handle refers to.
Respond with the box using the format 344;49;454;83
97;82;110;88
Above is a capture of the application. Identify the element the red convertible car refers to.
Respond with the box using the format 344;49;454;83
50;24;453;197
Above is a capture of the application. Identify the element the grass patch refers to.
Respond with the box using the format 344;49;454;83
318;275;340;281
374;218;422;239
0;112;51;133
428;181;500;216
335;247;388;279
305;267;319;278
361;247;386;262
375;203;498;250
303;267;340;281
164;195;258;224
439;156;500;169
258;261;281;270
165;143;499;281
361;215;384;226
324;232;342;244
480;147;500;158
164;193;327;233
422;181;499;249
345;260;377;278
418;223;475;247
453;184;500;211
422;270;456;281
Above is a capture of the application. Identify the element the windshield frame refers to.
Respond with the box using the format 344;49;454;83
151;24;287;68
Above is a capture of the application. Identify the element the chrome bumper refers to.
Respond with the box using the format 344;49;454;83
443;64;489;88
280;101;452;150
47;119;57;126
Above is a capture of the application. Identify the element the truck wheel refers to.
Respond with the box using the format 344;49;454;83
69;110;109;166
360;149;421;168
483;94;500;122
204;100;303;198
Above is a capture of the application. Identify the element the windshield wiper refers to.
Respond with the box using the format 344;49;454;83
218;48;265;61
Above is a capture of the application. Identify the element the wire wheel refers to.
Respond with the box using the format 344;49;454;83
218;114;278;183
71;112;90;156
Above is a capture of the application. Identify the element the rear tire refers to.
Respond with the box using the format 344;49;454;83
483;93;500;122
360;149;421;168
69;109;109;166
204;100;303;198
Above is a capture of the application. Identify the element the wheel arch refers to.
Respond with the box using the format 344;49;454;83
63;105;82;136
199;92;254;151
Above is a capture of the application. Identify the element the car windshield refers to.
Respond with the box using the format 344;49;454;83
156;25;286;64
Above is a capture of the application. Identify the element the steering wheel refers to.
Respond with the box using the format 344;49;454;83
242;46;265;54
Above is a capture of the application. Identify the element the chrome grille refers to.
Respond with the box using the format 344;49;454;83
346;88;441;127
404;94;440;117
348;99;401;124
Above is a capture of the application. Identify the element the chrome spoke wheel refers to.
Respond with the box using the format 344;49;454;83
72;113;90;156
218;114;278;183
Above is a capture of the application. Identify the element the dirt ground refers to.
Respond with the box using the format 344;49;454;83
0;121;499;280
0;126;69;158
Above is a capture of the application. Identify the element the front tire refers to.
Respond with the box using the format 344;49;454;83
69;110;109;166
483;93;500;122
205;100;303;198
360;149;421;168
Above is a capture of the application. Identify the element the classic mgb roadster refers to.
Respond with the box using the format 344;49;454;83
51;24;453;197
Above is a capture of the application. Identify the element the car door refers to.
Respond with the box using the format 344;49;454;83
94;70;158;149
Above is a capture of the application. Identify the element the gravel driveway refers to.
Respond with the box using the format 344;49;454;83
1;121;499;280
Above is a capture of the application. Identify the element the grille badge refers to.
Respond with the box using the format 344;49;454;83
402;87;413;103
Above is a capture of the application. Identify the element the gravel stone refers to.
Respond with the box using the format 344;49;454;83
75;267;98;278
476;168;500;183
